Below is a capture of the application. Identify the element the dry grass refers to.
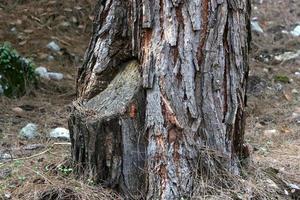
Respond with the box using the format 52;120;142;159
0;142;119;199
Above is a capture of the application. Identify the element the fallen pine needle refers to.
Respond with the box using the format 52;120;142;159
0;142;71;168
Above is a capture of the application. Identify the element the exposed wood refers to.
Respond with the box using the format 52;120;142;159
69;60;146;198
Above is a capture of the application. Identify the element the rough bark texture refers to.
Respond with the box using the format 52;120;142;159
69;0;251;199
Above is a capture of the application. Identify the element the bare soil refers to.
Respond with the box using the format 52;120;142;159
0;0;299;199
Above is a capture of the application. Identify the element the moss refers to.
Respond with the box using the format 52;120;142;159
0;42;37;97
274;75;290;83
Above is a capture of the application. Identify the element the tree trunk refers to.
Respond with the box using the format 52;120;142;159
68;0;251;199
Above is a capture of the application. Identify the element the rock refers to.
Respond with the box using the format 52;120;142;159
274;83;283;92
47;55;55;62
263;129;279;138
10;27;17;33
295;72;300;78
35;66;50;80
46;41;60;52
3;192;11;200
60;21;71;27
35;67;64;81
47;72;64;81
19;123;39;140
292;112;300;118
275;50;300;62
12;107;24;114
291;111;300;124
251;20;264;33
0;153;12;161
292;89;299;94
288;183;300;190
291;25;300;37
49;127;70;140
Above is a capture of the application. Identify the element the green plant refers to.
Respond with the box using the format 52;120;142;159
13;160;23;168
0;183;7;193
87;178;95;186
0;42;37;97
57;165;73;176
18;176;26;183
274;75;290;83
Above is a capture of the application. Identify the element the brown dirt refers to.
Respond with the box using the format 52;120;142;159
246;0;300;185
0;0;299;199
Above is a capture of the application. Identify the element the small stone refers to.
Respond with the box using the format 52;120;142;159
47;72;64;81
255;122;264;128
60;21;71;27
251;20;264;33
49;127;70;140
35;66;50;80
284;190;289;196
263;68;269;73
263;129;279;138
19;123;39;140
291;25;300;37
0;153;12;161
71;16;78;24
12;107;24;114
10;27;17;33
288;183;300;190
295;72;300;78
275;50;300;62
295;107;300;113
274;83;283;92
47;55;55;62
4;192;12;199
46;41;60;52
292;89;299;94
292;113;300;119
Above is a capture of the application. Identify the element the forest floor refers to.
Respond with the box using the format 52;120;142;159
0;0;299;199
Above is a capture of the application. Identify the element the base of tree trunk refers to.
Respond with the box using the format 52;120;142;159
69;60;146;199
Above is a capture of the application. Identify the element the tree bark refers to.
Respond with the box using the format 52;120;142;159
69;0;251;199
